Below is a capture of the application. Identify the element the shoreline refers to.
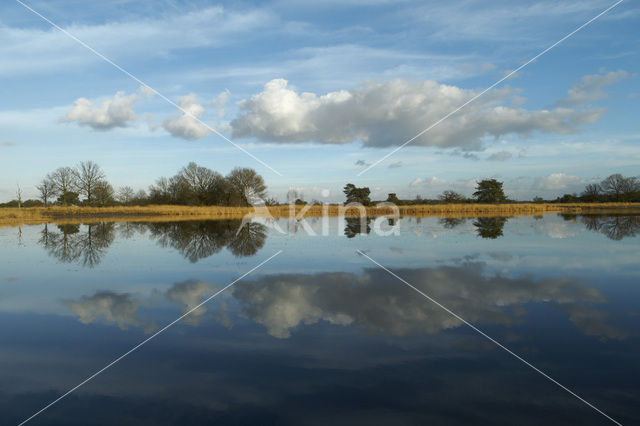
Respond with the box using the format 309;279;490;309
1;203;639;227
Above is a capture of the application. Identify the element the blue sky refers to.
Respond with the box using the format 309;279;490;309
0;0;638;202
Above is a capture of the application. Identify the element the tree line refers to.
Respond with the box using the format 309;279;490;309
2;167;638;208
4;161;268;207
574;174;640;203
343;174;639;206
344;178;510;205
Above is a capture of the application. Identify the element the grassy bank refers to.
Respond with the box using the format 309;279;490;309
1;203;639;227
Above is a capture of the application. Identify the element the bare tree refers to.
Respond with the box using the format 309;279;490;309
601;174;627;201
49;167;78;205
148;176;171;204
75;161;106;205
16;184;22;209
226;167;267;206
36;177;58;206
93;181;115;206
438;190;466;203
133;189;148;205
178;162;223;205
581;183;601;201
117;186;135;204
622;176;639;196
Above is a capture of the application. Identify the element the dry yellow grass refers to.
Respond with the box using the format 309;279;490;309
0;203;638;227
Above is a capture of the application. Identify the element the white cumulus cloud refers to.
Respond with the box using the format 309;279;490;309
163;94;211;140
231;78;604;149
62;86;153;130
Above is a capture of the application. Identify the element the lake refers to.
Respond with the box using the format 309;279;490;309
1;214;639;425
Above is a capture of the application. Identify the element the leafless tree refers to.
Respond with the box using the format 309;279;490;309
622;176;639;195
93;181;115;206
117;186;135;204
178;162;224;205
16;184;22;209
581;183;601;201
36;177;58;206
49;167;78;205
601;174;627;201
226;167;267;206
438;190;466;203
74;161;106;205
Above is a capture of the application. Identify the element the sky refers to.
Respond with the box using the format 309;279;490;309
0;0;638;203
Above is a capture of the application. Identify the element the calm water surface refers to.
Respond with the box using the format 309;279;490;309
0;214;639;425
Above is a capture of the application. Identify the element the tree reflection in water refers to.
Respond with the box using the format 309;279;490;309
145;220;267;262
344;217;371;238
581;214;640;240
39;219;267;267
39;223;115;267
473;217;508;239
438;217;467;229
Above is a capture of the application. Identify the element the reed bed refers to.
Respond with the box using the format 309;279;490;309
0;203;638;227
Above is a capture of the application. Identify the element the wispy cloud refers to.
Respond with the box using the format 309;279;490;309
487;151;513;161
0;7;276;77
554;69;629;107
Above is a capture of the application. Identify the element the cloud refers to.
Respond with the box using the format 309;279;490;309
162;94;211;140
410;176;445;187
0;7;275;77
355;159;370;166
561;304;629;341
231;78;603;149
212;89;230;118
64;291;155;332
554;69;629;107
388;161;403;168
449;149;480;160
1;140;16;146
532;173;582;191
487;151;513;161
164;279;214;325
62;86;152;130
230;263;621;339
534;220;585;239
410;1;619;42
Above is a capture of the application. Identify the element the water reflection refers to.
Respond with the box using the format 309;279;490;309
580;214;640;240
230;262;625;340
344;217;371;238
38;220;267;266
438;217;467;229
64;291;156;333
65;262;626;342
473;217;508;239
39;223;115;267
146;220;266;261
34;215;639;269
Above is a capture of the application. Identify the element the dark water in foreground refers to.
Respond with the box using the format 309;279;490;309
0;214;639;425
